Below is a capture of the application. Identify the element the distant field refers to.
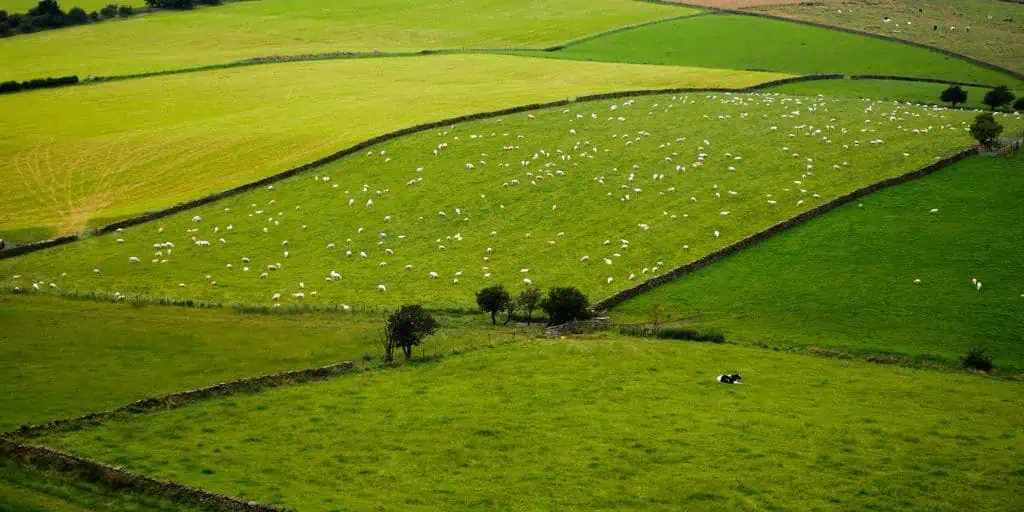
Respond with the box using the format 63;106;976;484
765;78;1024;110
0;0;692;81
4;93;1014;309
0;54;780;241
755;0;1024;75
613;154;1024;371
33;339;1024;511
543;14;1023;87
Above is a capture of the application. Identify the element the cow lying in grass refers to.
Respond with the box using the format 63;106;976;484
717;374;742;384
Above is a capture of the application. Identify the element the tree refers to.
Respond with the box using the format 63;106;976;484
0;10;8;23
983;86;1015;110
383;305;438;361
540;287;590;325
65;6;88;24
118;4;132;15
517;287;541;325
29;0;63;17
939;85;967;107
100;4;116;16
1014;97;1024;112
476;285;510;325
504;295;517;325
650;304;665;327
88;10;98;20
969;113;1003;148
145;0;194;9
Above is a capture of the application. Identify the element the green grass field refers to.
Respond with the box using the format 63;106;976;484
4;93;1016;308
543;14;1023;88
0;54;781;241
0;293;523;432
0;0;692;81
30;338;1024;511
765;78;1024;110
612;154;1024;371
756;0;1024;75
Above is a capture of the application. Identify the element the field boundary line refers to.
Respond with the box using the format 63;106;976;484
543;10;713;51
0;438;291;511
591;147;978;311
653;2;1024;83
846;74;1005;89
0;74;837;260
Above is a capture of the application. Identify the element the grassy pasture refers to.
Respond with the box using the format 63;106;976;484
0;54;780;240
755;0;1024;75
0;0;693;81
542;13;1024;87
5;93;1016;309
613;154;1024;371
32;338;1024;511
765;78;1024;111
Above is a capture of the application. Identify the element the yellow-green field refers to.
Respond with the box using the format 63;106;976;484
0;0;693;81
0;55;784;241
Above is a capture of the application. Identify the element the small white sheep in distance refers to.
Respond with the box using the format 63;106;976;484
129;256;140;263
378;284;387;292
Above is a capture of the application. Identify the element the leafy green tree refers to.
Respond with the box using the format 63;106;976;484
983;86;1015;110
540;287;591;325
29;0;63;17
100;4;117;17
517;287;541;325
476;285;510;325
969;113;1003;147
117;4;132;15
939;85;967;107
384;305;438;361
0;10;8;23
88;10;98;20
1014;97;1024;112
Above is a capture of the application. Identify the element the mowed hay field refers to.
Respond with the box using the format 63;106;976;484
6;93;1016;308
755;0;1024;75
766;78;1024;110
30;339;1024;511
543;14;1024;87
0;55;784;241
613;154;1024;372
0;0;693;81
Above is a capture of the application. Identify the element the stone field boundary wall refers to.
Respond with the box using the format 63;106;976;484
590;147;977;311
0;74;838;261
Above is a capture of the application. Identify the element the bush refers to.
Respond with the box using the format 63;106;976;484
28;0;63;17
65;6;88;24
618;326;725;343
99;4;117;17
983;86;1015;110
517;287;541;325
939;85;967;107
382;304;439;361
960;348;993;372
969;113;1003;147
88;10;98;20
540;287;590;325
0;75;79;95
118;4;132;15
0;10;8;23
145;0;195;9
1014;97;1024;112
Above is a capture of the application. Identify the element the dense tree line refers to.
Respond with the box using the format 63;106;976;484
1;0;223;38
0;75;79;94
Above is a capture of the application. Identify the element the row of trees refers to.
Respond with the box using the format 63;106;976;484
1;0;223;38
0;75;78;94
1;0;133;37
941;84;1023;111
476;285;590;326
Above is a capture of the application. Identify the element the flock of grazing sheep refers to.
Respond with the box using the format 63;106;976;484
4;92;1018;306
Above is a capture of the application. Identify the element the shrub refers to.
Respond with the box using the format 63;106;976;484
540;287;590;325
1014;97;1024;112
197;0;221;4
88;10;98;20
983;86;1015;110
65;6;88;24
0;10;8;23
99;4;117;17
939;85;967;107
969;113;1003;147
475;285;510;325
960;348;993;372
145;0;195;9
618;326;725;343
29;0;63;17
118;4;132;15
